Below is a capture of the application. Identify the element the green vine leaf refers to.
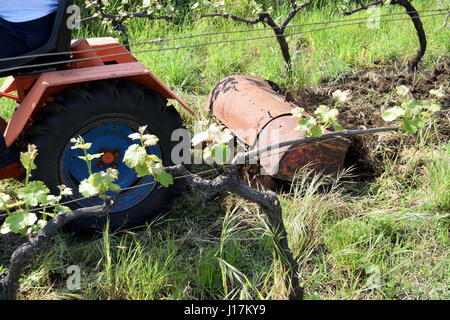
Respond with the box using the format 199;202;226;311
295;117;317;132
17;181;50;207
79;168;121;197
404;101;422;117
381;86;442;135
20;144;38;172
0;193;11;211
58;205;72;213
192;123;233;147
124;126;173;187
151;164;174;187
429;86;445;99
192;122;234;165
70;137;92;151
78;153;104;162
142;134;159;146
402;118;425;134
310;125;325;138
332;89;351;103
381;106;405;122
1;212;37;235
27;219;47;234
331;120;343;132
79;179;99;197
123;144;148;168
396;85;411;97
292;102;343;138
291;107;305;119
422;101;441;113
315;105;339;123
211;142;232;164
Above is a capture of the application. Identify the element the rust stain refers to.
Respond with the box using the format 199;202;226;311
206;75;351;181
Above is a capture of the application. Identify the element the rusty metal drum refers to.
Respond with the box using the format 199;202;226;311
206;75;350;181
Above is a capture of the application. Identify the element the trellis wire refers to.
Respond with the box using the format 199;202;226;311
0;8;444;63
0;10;445;217
0;11;445;74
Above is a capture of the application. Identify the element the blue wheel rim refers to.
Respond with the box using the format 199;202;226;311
59;118;162;212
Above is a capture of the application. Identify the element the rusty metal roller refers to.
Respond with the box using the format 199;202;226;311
206;75;351;181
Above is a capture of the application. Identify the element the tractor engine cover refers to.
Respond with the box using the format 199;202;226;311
205;75;350;181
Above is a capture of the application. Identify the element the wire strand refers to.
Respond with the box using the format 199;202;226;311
0;11;446;219
0;164;232;218
0;11;445;74
0;8;442;63
0;130;395;218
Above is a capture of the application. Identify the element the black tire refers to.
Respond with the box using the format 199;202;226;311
25;79;188;235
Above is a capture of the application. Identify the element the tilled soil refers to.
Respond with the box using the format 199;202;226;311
288;59;449;178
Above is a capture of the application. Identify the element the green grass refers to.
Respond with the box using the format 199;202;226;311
15;150;449;299
69;0;449;94
1;0;449;300
0;78;16;121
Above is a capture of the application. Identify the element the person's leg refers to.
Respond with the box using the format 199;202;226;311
0;12;56;59
0;17;29;59
0;124;20;168
0;13;56;167
0;19;22;166
16;12;56;51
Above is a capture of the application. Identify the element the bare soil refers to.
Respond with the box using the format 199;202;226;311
287;59;449;178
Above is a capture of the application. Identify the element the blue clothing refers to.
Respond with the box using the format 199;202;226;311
0;0;59;23
0;132;19;168
0;12;56;59
0;9;57;168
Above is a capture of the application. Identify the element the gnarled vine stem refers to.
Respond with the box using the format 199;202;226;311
343;0;427;71
166;164;303;300
198;0;313;70
0;197;115;300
